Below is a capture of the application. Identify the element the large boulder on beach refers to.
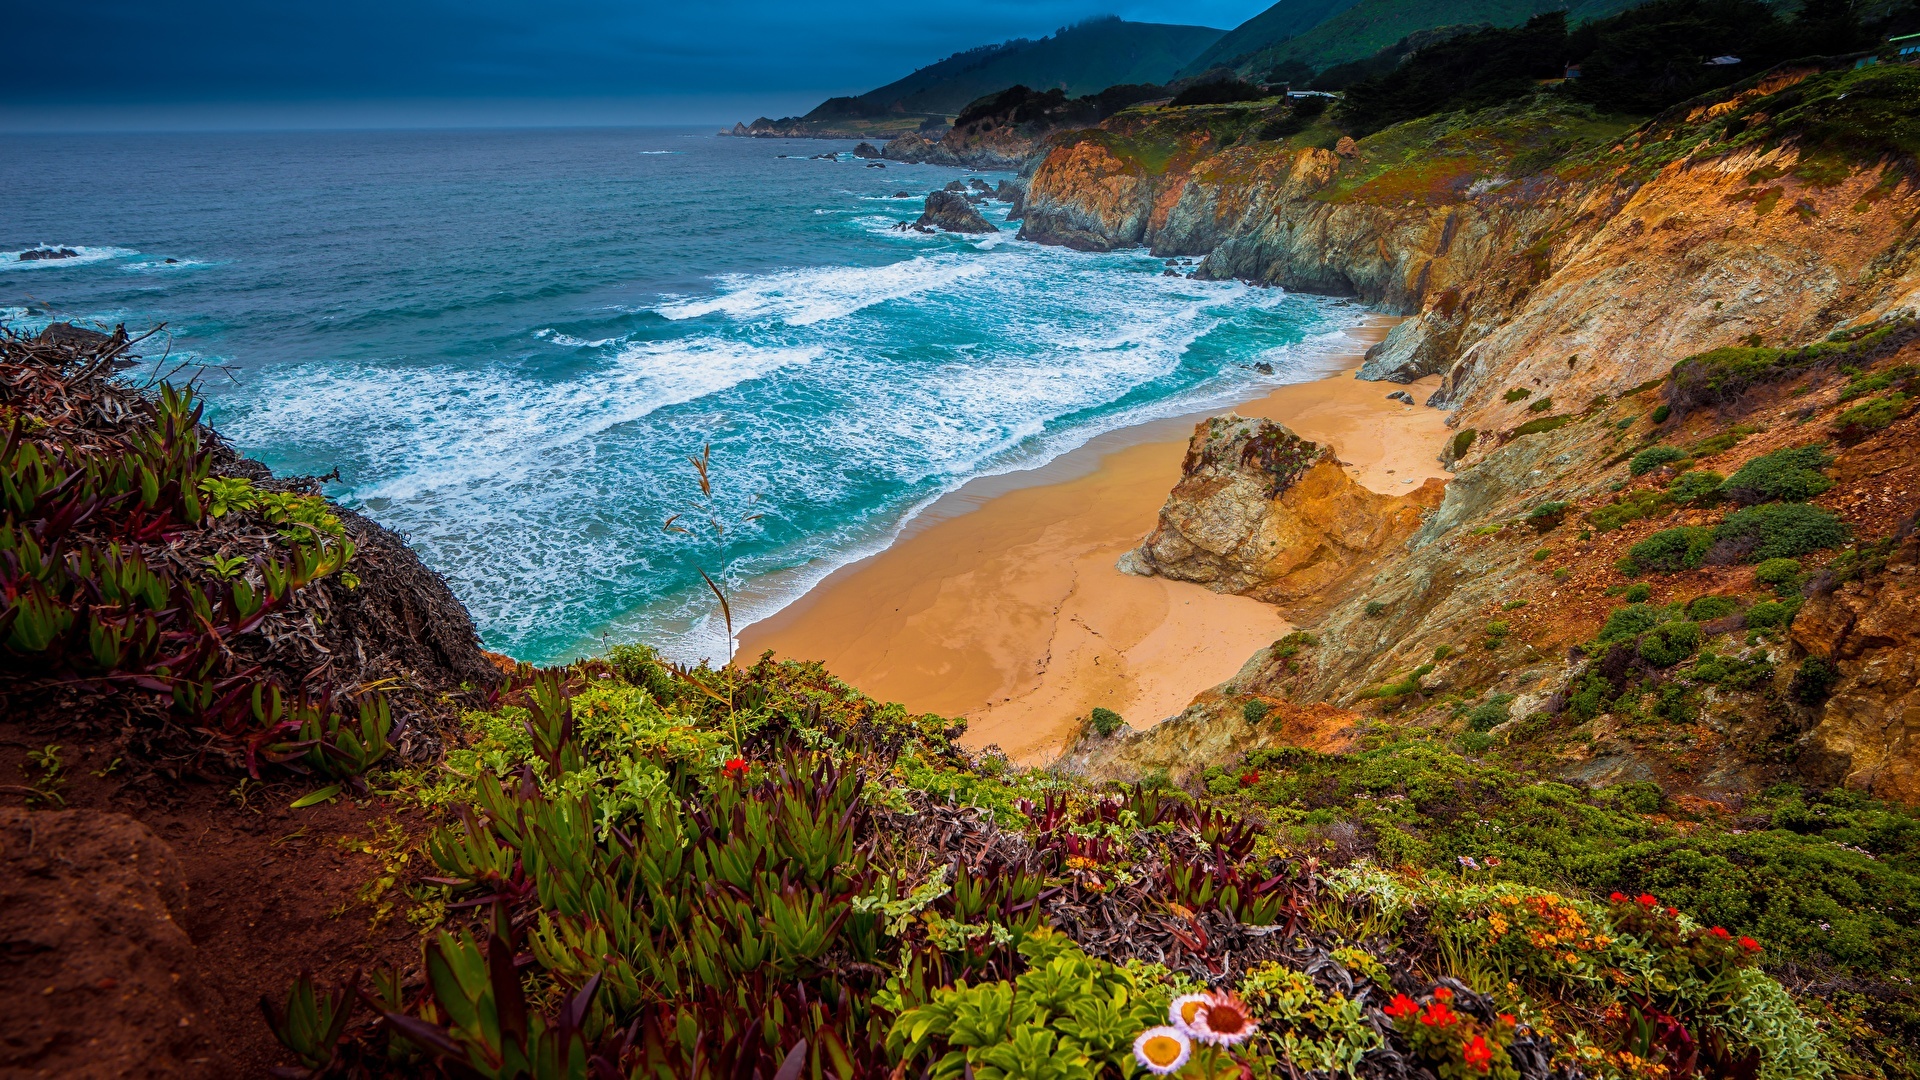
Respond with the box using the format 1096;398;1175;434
1119;414;1443;603
915;191;997;234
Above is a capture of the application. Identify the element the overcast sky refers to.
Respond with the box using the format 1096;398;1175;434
6;0;1269;130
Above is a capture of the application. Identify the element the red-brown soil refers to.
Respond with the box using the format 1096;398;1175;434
0;732;429;1078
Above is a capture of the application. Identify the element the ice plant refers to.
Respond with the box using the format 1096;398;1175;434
1385;993;1420;1020
1421;1001;1459;1027
1133;1026;1192;1075
1193;990;1258;1046
1169;992;1210;1035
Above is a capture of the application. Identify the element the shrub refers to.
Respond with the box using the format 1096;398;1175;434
1512;415;1573;437
1651;404;1672;424
1526;500;1570;530
1628;526;1714;572
1639;620;1702;667
1598;603;1664;643
1753;557;1802;586
1504;387;1533;402
1527;395;1555;413
1667;469;1724;505
1433;644;1454;661
1272;629;1319;658
1450;428;1478;460
1588;487;1670;532
1360;663;1436;699
1719;443;1833;504
1365;600;1389;617
1243;699;1271;726
1532;547;1552;561
1624;582;1652;603
1629;445;1689;476
1686;594;1740;621
1688;429;1751;457
1790;656;1840;705
1467;694;1515;731
1745;599;1799;629
1712;503;1849;562
1835;391;1909;435
1089;706;1124;736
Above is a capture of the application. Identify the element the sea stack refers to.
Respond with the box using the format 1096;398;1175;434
915;190;996;234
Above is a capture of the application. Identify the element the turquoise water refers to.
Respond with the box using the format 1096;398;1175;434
1;127;1362;664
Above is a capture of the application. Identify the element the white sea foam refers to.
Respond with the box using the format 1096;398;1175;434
656;255;990;327
1;245;136;270
533;328;620;348
121;258;211;273
224;337;820;506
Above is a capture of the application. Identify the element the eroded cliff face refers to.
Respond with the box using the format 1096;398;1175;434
1020;81;1920;439
1072;328;1920;807
1795;523;1920;804
1120;414;1443;605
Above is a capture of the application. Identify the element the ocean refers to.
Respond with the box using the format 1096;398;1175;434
1;126;1364;665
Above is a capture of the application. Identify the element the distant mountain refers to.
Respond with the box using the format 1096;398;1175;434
1174;0;1367;78
1196;0;1646;77
810;17;1223;119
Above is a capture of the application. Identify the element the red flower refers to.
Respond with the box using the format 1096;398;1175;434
1239;771;1261;787
1610;892;1628;902
1420;1002;1459;1028
1432;986;1455;1002
1666;906;1678;916
1497;1013;1517;1027
1636;893;1658;907
1384;994;1420;1020
722;757;749;781
1709;926;1730;939
1740;936;1762;952
1463;1034;1494;1072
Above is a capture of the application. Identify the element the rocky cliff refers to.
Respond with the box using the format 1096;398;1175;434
1021;67;1920;440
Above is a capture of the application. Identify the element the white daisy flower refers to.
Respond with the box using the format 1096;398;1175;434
1133;1026;1193;1075
1192;991;1259;1046
1169;992;1211;1035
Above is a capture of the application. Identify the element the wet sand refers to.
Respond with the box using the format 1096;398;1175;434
737;317;1452;763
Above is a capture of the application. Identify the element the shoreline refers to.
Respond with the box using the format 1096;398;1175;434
737;315;1453;763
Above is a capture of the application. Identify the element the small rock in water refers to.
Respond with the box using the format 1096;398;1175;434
1163;268;1178;276
1253;361;1274;374
19;247;80;261
893;190;912;198
943;179;969;192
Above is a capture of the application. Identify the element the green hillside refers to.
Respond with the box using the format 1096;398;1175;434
1175;0;1367;77
808;16;1223;119
1220;0;1641;75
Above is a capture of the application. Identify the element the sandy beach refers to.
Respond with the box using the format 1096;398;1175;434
738;316;1453;763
